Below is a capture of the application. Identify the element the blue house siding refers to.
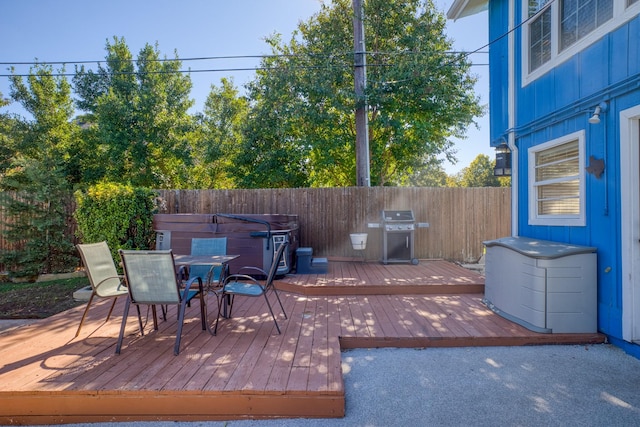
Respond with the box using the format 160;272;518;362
487;0;509;145
473;0;640;358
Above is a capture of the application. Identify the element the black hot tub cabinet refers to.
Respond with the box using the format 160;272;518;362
153;213;299;275
483;236;597;334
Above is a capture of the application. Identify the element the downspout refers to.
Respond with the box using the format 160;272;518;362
508;0;518;236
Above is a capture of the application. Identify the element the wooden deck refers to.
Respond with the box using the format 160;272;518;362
276;259;485;295
0;260;604;425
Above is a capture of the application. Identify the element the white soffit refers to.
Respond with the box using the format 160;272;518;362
447;0;488;20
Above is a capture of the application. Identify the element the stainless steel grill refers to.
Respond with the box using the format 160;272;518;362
367;210;429;264
381;210;417;264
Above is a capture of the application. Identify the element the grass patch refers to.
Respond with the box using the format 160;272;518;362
0;277;89;319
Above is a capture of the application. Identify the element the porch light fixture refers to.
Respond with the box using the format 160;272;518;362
589;102;608;124
493;142;511;177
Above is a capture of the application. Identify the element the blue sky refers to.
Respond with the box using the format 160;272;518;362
0;0;491;175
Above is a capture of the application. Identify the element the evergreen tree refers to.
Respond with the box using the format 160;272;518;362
0;65;79;277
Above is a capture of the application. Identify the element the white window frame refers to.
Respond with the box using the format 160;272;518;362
522;1;640;86
528;130;586;226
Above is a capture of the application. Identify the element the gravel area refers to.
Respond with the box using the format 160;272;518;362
20;343;640;427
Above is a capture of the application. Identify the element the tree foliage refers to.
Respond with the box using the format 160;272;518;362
407;156;449;187
451;154;510;187
190;78;249;188
73;37;196;188
236;0;483;187
0;65;80;277
0;94;16;173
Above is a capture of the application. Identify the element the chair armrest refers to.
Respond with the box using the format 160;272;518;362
183;276;204;296
177;265;189;281
95;275;126;291
223;274;261;286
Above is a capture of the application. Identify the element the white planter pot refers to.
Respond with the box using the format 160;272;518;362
350;233;368;250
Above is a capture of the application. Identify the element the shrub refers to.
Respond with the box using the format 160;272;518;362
74;182;158;261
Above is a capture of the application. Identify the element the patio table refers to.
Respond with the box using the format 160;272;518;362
173;254;240;320
173;254;239;287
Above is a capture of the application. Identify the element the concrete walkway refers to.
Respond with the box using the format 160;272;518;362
18;343;640;427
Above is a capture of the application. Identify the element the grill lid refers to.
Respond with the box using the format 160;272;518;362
382;210;415;222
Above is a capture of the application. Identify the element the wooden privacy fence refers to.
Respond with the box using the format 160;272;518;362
0;187;511;269
156;187;511;263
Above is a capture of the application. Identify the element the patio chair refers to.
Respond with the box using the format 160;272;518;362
75;241;129;338
188;237;228;288
215;242;288;334
117;249;207;356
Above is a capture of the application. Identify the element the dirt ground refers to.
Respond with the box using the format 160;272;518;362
0;277;87;319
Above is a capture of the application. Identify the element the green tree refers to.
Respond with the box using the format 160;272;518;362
235;38;312;188
459;154;502;187
74;37;196;188
0;93;17;173
237;0;483;187
0;65;80;277
191;78;249;188
407;157;449;187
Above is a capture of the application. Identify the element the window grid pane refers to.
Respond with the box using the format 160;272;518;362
537;181;580;215
560;0;614;51
535;161;579;181
529;7;552;71
529;0;553;17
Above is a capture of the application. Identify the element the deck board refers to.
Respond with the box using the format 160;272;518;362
0;259;604;424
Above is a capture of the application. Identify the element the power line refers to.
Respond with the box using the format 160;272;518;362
0;54;487;78
1;65;488;78
0;50;488;68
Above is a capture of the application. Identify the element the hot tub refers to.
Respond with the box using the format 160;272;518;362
153;213;299;275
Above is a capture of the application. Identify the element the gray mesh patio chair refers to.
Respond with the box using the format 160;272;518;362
75;241;129;338
215;242;288;334
117;249;207;356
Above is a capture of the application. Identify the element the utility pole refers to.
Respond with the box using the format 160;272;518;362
352;0;370;187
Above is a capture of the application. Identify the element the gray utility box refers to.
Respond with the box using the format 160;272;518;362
483;236;597;334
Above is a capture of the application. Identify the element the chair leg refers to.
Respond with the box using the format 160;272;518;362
199;291;207;331
174;300;189;356
214;293;224;335
262;293;281;334
227;294;235;317
135;305;145;335
75;291;96;338
105;297;119;322
151;305;160;330
271;288;288;319
116;297;132;354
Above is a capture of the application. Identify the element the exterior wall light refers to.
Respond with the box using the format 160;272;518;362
589;102;608;124
493;142;511;177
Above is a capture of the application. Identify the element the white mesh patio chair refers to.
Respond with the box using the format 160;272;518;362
75;241;129;338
